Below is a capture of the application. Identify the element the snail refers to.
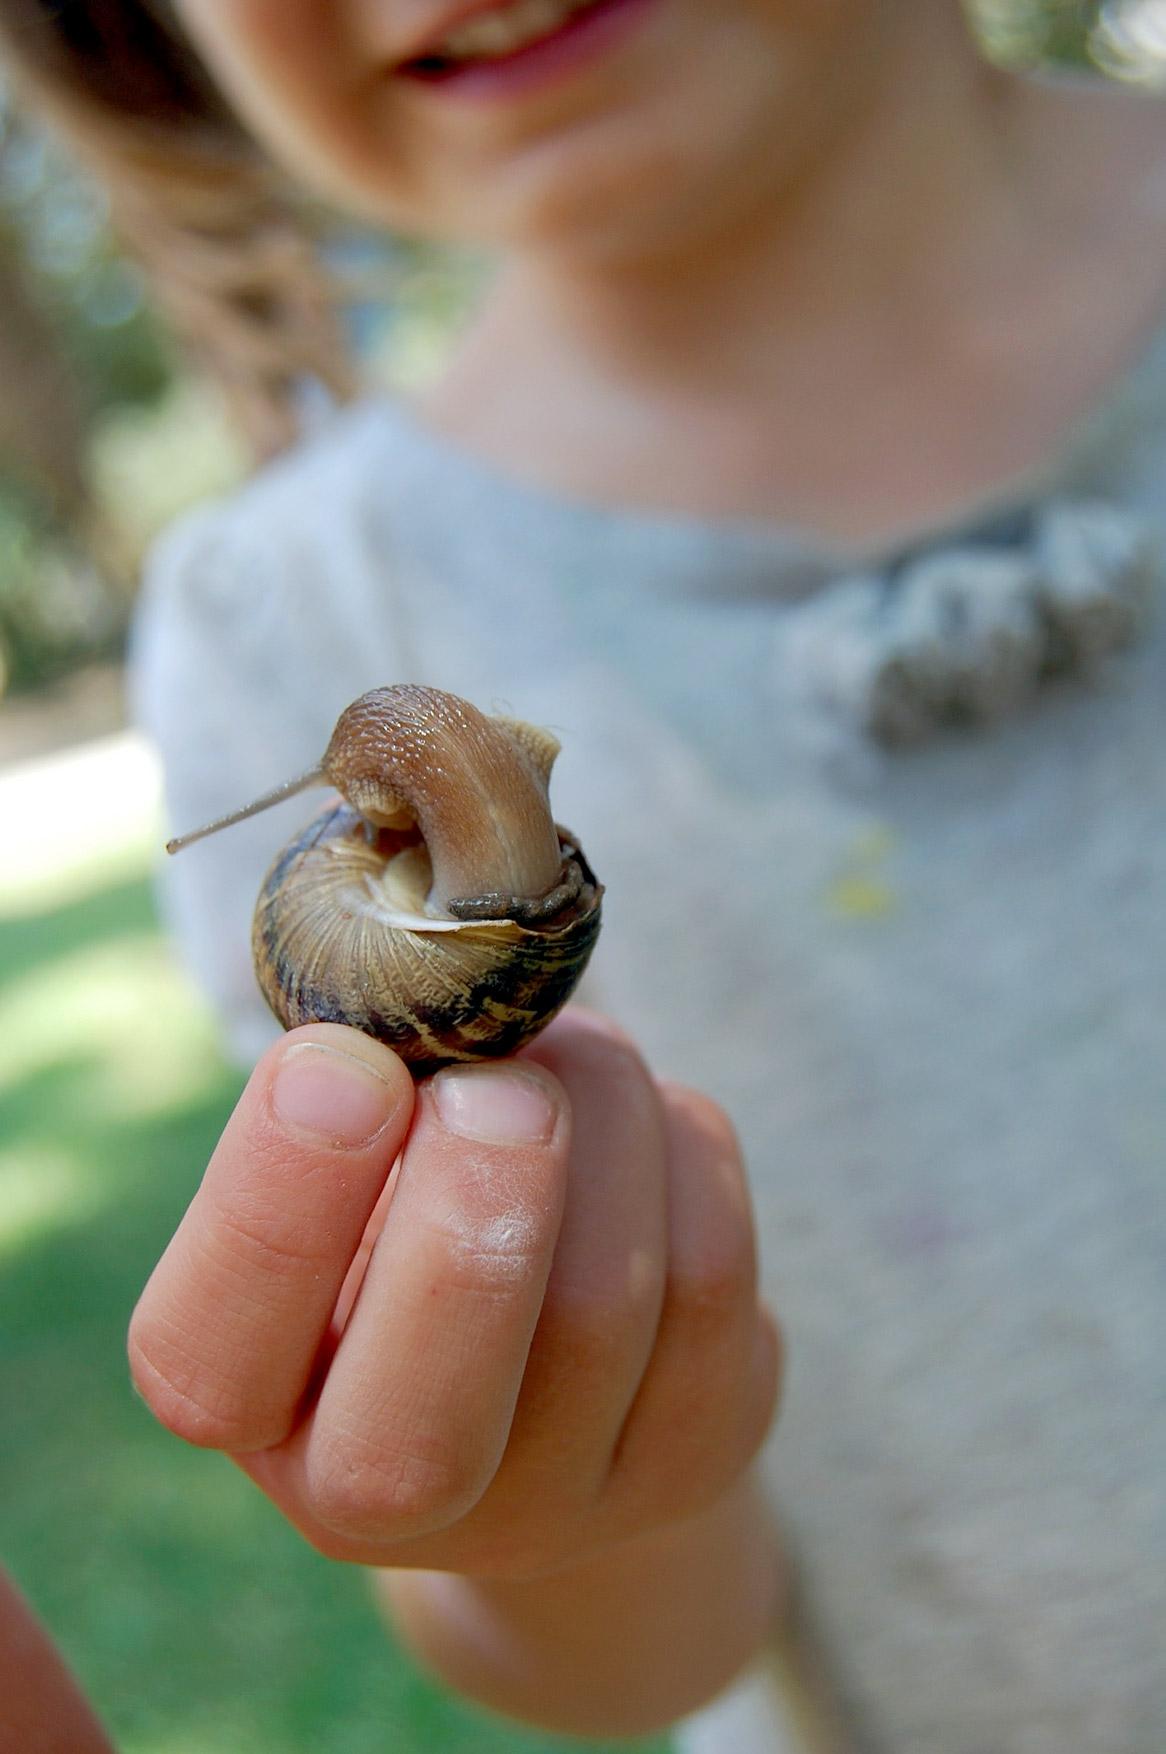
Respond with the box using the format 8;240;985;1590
167;684;603;1075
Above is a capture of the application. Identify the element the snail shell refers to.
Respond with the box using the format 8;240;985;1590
252;803;601;1075
167;685;603;1075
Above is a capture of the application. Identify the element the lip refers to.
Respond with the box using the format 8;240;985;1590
396;0;657;101
396;0;539;66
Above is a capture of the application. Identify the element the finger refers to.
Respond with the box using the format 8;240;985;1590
289;1060;571;1546
128;1023;415;1452
413;1011;669;1574
498;1011;669;1496
385;1010;670;1574
251;1011;670;1575
607;1082;783;1525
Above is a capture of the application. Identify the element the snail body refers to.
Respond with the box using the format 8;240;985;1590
168;685;603;1074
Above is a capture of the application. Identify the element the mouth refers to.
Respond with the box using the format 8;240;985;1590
398;0;644;87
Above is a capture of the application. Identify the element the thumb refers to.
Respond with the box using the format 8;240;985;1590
129;1023;415;1453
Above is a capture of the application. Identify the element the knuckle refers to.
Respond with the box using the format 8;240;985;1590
668;1244;753;1338
547;1220;662;1319
541;1247;666;1360
672;1202;757;1325
207;1186;334;1279
306;1427;484;1542
419;1200;543;1301
128;1322;263;1451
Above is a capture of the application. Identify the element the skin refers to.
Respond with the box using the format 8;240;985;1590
174;0;1166;543
129;1014;783;1734
12;0;1164;1739
0;1568;114;1753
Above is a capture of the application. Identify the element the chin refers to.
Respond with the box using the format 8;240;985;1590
415;72;789;262
476;151;716;260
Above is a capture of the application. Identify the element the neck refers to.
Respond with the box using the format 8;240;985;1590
476;9;1027;391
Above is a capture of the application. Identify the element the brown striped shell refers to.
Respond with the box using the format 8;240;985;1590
167;685;603;1076
252;803;602;1075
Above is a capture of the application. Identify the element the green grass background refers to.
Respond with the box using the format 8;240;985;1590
0;857;670;1754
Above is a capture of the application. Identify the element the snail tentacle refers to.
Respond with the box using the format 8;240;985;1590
165;765;324;855
167;685;603;1074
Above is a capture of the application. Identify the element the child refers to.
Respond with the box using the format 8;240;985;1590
3;3;1165;1749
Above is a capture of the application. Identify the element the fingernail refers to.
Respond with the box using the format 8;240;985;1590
431;1065;559;1145
272;1042;399;1148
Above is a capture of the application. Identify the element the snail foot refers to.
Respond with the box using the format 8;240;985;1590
447;845;587;925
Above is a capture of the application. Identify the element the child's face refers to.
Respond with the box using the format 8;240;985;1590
175;1;885;257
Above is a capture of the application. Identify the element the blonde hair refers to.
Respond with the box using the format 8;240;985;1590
0;0;356;460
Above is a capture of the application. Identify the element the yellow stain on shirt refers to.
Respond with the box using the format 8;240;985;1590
824;823;899;920
827;872;897;919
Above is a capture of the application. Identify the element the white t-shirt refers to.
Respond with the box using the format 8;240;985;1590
131;334;1166;1753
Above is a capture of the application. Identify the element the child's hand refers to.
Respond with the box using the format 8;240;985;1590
129;1010;780;1580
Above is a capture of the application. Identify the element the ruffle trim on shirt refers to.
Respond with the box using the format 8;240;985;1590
785;499;1160;749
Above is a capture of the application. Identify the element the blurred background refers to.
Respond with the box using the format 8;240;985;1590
0;3;1162;1751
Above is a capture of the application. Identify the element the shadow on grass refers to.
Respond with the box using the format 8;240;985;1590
0;875;670;1754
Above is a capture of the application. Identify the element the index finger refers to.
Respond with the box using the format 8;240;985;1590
128;1023;415;1453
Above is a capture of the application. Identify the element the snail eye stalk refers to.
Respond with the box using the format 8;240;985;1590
165;768;324;855
167;684;603;1076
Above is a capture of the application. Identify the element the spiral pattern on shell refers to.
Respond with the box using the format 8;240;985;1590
252;801;603;1075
